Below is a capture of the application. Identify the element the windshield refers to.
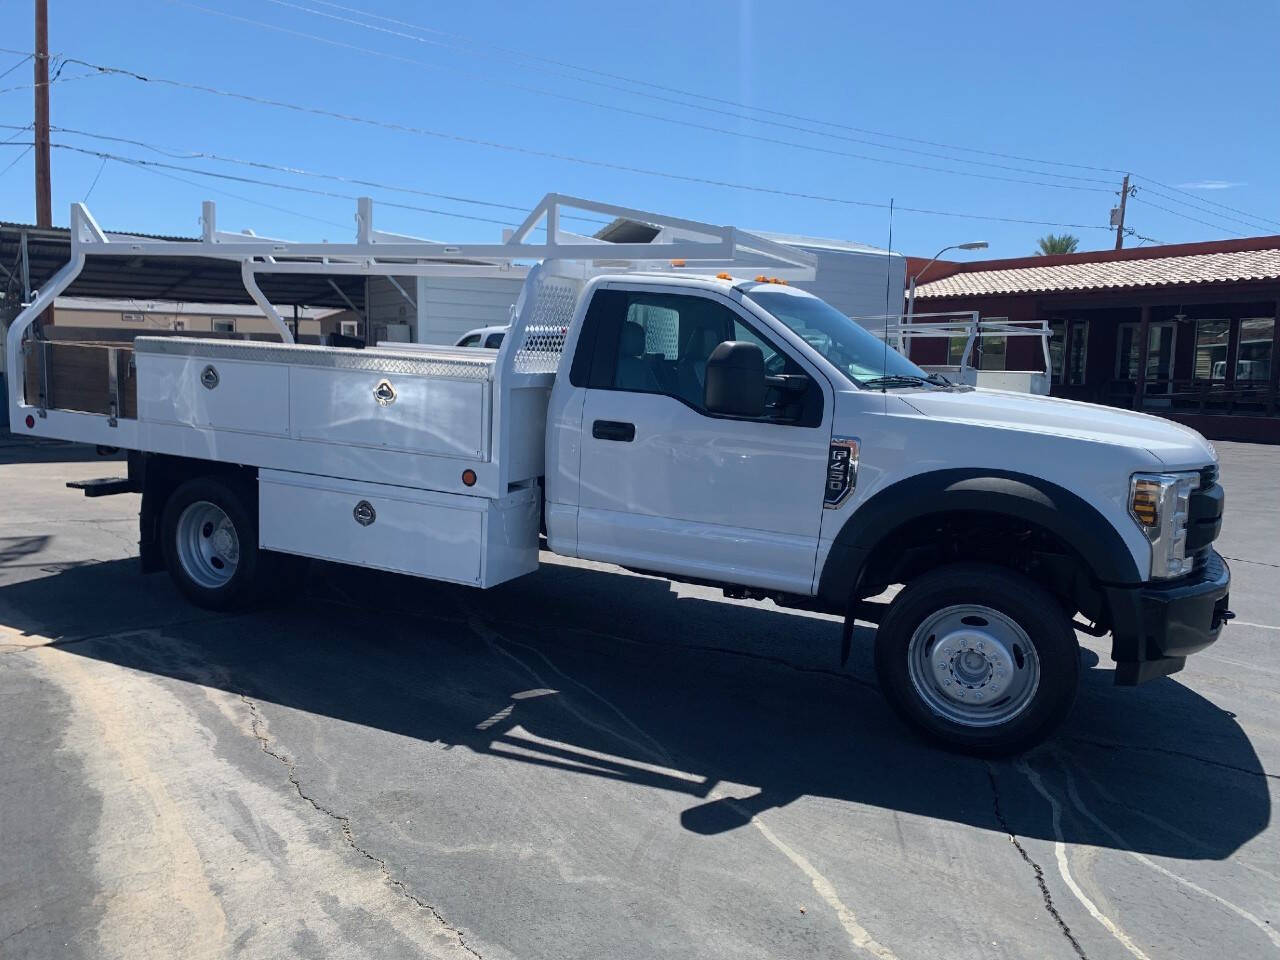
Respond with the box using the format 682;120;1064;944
745;288;928;387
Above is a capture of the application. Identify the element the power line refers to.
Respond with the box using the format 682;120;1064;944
1;121;30;143
81;155;108;202
9;55;1115;233
104;154;352;230
0;144;31;179
7;41;1272;240
274;2;1280;229
165;7;1280;231
0;56;101;96
0;140;345;230
1134;179;1280;233
1127;195;1244;238
42;142;529;227
260;0;1115;187
1123;227;1166;246
9;122;608;227
302;0;1129;178
0;53;32;82
172;0;1111;195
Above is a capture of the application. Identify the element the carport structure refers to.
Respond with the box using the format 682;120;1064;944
0;218;365;321
0;217;368;428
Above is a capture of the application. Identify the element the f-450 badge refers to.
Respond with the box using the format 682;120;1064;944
824;436;860;508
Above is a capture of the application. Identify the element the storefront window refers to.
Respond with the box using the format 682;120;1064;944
1049;320;1065;381
947;335;970;366
1238;317;1274;382
1067;321;1087;385
1194;319;1230;380
1116;325;1139;380
978;334;1007;370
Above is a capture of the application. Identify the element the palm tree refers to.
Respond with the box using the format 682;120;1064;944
1035;233;1079;255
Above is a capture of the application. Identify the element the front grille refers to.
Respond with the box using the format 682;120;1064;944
1187;464;1224;569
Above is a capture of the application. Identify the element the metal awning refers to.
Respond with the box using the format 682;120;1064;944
1;221;366;311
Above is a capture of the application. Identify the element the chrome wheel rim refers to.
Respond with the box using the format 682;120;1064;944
906;604;1040;728
176;500;240;589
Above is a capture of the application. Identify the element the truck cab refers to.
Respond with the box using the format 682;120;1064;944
544;272;1230;753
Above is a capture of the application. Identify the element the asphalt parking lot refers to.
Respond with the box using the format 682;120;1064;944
1;438;1277;960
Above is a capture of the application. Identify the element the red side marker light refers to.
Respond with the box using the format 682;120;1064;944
461;469;477;487
24;414;34;429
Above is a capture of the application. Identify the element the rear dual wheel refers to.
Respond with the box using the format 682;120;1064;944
161;475;305;611
874;563;1079;756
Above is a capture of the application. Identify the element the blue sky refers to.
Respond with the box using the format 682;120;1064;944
0;0;1277;260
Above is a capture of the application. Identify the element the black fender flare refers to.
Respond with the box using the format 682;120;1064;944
816;468;1142;608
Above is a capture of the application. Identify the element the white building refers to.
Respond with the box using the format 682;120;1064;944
366;271;529;346
593;218;906;329
750;231;907;326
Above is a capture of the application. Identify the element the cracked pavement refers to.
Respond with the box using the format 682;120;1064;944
1;437;1278;959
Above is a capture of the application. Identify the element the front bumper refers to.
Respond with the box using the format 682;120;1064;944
1103;550;1232;685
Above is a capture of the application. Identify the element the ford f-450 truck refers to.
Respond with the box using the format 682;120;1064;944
7;195;1231;754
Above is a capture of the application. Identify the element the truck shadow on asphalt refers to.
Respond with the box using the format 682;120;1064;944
0;439;126;466
3;555;1270;861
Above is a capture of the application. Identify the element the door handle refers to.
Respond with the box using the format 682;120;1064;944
592;419;635;442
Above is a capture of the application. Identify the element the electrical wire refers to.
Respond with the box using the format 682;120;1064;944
1127;195;1245;237
2;56;1116;233
103;154;353;230
1134;179;1280;233
170;0;1110;194
255;0;1117;188
51;143;559;239
300;0;1129;178
1;121;31;143
1;122;609;227
43;142;530;227
0;56;101;96
6;41;1271;237
0;53;32;83
1123;227;1166;246
0;144;31;179
82;155;108;202
256;2;1280;229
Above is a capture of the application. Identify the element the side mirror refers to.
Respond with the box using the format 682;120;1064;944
704;341;766;417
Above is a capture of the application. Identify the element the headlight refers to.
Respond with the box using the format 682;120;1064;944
1129;472;1200;579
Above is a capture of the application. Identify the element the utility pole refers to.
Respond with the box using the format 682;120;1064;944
1112;174;1132;250
33;0;52;227
33;0;52;338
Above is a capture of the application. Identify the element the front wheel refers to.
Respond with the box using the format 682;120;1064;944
874;563;1079;756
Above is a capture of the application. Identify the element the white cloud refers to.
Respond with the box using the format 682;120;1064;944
1175;179;1246;190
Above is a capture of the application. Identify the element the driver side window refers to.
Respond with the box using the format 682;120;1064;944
573;288;819;424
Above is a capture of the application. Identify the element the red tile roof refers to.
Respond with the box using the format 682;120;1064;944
913;234;1280;299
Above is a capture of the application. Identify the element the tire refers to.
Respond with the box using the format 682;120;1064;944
161;474;269;611
874;563;1079;756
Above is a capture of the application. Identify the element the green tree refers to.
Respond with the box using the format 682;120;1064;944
1035;233;1080;255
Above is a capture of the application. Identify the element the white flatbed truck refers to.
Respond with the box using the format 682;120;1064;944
7;194;1232;754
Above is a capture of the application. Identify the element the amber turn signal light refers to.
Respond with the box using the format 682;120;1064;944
1130;479;1160;527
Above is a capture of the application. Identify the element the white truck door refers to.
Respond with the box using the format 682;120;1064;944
574;285;832;595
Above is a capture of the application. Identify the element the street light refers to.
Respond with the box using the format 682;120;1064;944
902;241;988;352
